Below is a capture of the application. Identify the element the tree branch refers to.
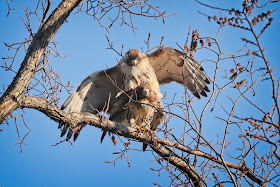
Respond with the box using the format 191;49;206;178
0;0;82;124
20;95;266;187
20;95;205;186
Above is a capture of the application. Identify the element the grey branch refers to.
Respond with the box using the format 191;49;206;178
0;0;83;124
20;96;266;187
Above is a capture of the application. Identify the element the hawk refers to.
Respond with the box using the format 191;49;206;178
59;46;210;147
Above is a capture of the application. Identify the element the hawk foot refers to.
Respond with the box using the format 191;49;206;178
132;125;155;134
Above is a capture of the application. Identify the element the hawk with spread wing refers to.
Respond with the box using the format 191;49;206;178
59;46;210;148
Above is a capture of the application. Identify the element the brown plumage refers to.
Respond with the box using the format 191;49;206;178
128;49;140;60
108;49;163;151
148;47;210;98
60;46;210;149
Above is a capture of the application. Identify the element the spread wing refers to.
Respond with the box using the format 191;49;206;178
59;65;125;140
61;66;124;114
148;46;210;98
60;46;210;141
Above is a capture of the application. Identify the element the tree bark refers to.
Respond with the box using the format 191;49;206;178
151;144;205;187
0;0;82;124
20;95;267;186
20;95;206;186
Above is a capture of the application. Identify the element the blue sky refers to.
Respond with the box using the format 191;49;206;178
1;1;279;186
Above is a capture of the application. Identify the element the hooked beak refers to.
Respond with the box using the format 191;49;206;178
128;60;137;66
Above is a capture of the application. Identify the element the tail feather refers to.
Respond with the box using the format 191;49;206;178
58;123;63;129
60;124;68;137
142;143;148;151
73;131;81;141
67;128;73;140
59;89;85;140
183;59;209;97
61;93;74;110
101;131;107;143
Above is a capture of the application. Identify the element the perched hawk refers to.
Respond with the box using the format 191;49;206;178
59;46;210;146
100;49;164;150
109;49;163;126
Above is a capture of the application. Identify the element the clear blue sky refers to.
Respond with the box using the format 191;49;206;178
0;1;279;186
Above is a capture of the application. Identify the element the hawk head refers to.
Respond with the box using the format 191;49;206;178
124;49;145;66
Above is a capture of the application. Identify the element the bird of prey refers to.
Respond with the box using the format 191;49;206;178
108;49;163;128
99;49;165;150
108;86;164;151
59;46;210;144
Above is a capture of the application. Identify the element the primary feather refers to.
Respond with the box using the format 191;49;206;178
148;46;210;98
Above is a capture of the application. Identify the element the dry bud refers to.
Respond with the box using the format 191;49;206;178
224;17;229;23
212;172;218;179
235;79;245;88
124;141;131;148
207;37;212;47
237;63;241;68
190;53;195;59
267;10;272;16
199;39;204;46
270;134;277;139
190;40;198;52
230;69;236;74
184;43;189;53
111;135;117;146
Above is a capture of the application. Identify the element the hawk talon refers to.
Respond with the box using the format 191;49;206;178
132;124;140;130
132;125;154;134
132;125;145;132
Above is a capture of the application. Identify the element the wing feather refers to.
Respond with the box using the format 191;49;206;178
59;65;125;140
61;46;210;141
148;46;210;98
61;65;124;114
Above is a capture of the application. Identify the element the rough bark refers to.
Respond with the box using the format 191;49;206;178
0;0;82;124
20;95;205;186
151;144;205;187
20;96;266;187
